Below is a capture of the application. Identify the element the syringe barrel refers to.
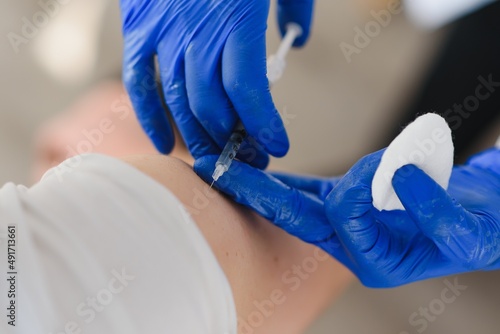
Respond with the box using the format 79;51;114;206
215;121;246;170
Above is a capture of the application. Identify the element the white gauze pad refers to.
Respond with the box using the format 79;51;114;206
372;113;454;211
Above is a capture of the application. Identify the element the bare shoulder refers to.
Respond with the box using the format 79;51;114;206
120;154;295;283
121;154;352;334
120;154;246;235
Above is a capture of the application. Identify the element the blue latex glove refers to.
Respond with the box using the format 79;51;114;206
194;156;334;232
120;0;314;166
195;148;500;287
325;147;500;287
194;155;351;260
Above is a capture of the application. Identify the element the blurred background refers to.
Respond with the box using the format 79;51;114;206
1;0;499;333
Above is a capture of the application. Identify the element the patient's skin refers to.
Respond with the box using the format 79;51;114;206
123;155;353;334
34;80;353;333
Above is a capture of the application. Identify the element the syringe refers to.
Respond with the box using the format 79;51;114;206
211;23;303;188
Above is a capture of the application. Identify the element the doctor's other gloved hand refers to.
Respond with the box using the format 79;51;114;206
195;148;500;288
120;0;315;167
325;147;500;287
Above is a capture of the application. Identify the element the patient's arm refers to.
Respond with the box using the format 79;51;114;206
33;82;352;333
122;155;353;334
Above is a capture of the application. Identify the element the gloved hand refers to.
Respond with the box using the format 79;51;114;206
325;147;500;287
120;0;314;167
195;148;500;288
194;155;345;256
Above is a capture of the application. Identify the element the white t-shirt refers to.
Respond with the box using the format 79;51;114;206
0;154;237;334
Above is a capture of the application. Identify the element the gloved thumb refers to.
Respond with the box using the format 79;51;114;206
392;165;475;257
277;0;315;47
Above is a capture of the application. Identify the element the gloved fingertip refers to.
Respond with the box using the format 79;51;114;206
277;22;309;48
292;39;305;48
292;32;309;48
195;156;272;201
189;141;221;161
252;154;270;170
237;141;270;170
277;0;314;47
243;107;290;158
392;165;439;215
393;164;419;182
150;132;175;155
392;164;422;198
238;149;270;170
193;156;218;183
262;133;290;158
